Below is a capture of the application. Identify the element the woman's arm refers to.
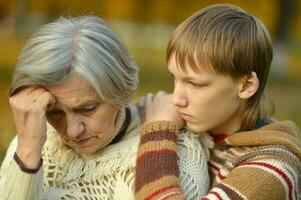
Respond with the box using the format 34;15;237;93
0;137;43;200
9;87;55;169
0;86;55;199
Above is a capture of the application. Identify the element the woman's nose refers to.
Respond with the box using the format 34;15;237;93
65;116;85;138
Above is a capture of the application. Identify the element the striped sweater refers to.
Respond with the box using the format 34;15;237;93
135;120;301;200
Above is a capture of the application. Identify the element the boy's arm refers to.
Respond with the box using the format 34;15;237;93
135;121;301;200
135;121;184;200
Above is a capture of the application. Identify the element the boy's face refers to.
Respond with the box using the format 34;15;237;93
168;54;244;135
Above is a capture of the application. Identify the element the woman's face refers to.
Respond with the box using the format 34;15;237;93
46;74;119;154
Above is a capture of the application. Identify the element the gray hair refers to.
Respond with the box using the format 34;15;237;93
9;16;138;107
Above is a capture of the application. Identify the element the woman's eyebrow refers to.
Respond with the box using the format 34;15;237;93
75;100;98;109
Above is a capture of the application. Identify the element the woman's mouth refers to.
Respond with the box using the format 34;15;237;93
73;136;96;146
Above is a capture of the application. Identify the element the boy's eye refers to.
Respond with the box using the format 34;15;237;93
188;81;199;86
187;81;207;87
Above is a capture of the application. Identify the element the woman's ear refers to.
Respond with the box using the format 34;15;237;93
238;71;259;99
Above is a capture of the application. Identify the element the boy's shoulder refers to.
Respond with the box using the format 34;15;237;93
224;119;301;160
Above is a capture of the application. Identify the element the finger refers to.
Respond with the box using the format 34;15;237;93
26;86;47;97
46;94;56;111
156;90;167;97
137;96;145;108
145;93;154;106
37;91;56;111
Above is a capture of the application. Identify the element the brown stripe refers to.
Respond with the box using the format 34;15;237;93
135;150;179;192
140;131;177;145
217;183;244;200
141;121;178;137
135;176;183;200
137;140;177;159
222;166;286;199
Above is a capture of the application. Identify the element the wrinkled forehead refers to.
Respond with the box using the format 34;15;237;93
46;74;100;106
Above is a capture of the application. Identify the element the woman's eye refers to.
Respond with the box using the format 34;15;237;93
47;110;64;119
79;106;97;113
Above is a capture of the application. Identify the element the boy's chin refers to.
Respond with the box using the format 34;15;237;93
186;122;204;133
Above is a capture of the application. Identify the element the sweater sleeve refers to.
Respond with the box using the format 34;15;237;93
135;121;184;200
0;136;43;200
134;121;301;200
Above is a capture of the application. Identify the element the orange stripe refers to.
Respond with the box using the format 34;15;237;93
145;185;181;200
137;149;177;161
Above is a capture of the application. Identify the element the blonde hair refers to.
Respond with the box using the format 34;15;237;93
9;16;138;107
167;4;273;130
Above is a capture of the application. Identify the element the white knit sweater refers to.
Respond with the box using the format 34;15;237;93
0;106;211;200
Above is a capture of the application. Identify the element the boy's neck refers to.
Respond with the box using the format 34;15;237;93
209;106;244;136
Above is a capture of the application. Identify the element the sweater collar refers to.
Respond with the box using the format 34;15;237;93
109;107;131;145
224;120;301;160
210;118;274;144
102;107;128;147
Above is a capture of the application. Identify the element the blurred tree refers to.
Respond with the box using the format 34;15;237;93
273;0;298;76
275;0;297;42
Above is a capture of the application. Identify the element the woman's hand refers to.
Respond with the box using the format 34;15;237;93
9;86;55;169
139;91;185;130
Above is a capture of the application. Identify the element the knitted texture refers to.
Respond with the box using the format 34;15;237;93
135;121;212;200
0;111;211;199
134;120;301;200
177;129;212;199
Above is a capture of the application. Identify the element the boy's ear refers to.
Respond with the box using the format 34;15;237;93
238;71;259;99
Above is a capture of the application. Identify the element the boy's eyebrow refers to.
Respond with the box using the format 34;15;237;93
182;76;196;81
169;71;196;81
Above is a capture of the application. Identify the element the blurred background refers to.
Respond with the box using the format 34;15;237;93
0;0;300;163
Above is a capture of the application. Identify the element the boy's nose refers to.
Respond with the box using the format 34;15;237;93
172;94;188;107
172;83;188;107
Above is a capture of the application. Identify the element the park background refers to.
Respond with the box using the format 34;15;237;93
0;0;300;163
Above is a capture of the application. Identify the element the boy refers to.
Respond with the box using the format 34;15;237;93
135;4;301;200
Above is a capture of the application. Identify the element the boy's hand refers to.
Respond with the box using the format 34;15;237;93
142;91;185;130
9;86;55;169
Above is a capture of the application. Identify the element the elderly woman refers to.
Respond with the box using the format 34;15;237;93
0;16;210;199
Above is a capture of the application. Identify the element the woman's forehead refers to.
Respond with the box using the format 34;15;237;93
46;74;100;105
